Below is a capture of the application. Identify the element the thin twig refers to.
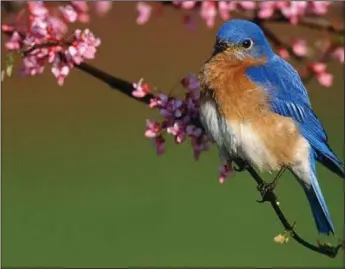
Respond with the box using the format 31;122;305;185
269;16;344;35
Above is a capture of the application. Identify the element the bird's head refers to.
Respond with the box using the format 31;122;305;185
213;19;274;64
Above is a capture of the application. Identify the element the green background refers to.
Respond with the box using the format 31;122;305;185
2;3;344;267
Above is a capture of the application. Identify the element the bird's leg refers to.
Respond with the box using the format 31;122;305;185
233;158;249;172
257;166;287;203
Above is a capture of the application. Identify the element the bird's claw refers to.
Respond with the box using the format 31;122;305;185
233;160;249;172
256;181;277;203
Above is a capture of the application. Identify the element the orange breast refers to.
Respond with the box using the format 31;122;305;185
199;53;302;167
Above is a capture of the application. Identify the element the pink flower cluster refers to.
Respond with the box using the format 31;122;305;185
218;163;234;184
2;1;102;85
61;1;113;23
135;1;343;88
279;41;344;87
136;2;153;25
132;73;235;183
257;1;331;24
332;47;345;64
291;38;308;57
137;1;332;28
134;73;209;159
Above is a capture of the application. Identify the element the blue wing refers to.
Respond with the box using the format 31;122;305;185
246;55;344;178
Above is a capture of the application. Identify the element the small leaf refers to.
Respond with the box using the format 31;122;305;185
6;64;13;77
3;52;15;79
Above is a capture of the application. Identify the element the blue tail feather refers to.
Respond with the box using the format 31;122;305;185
302;152;335;235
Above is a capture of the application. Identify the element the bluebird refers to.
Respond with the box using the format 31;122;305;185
199;19;344;235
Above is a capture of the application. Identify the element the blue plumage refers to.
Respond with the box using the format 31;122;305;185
301;150;335;234
246;57;342;235
215;19;344;235
246;56;345;180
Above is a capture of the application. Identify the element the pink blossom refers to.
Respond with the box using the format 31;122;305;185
66;29;101;64
30;16;48;37
278;48;290;60
309;62;333;87
332;47;344;63
20;55;45;76
1;25;15;33
94;1;113;16
257;2;276;19
22;36;36;50
316;72;333;88
292;39;307;57
70;2;90;23
132;78;151;98
167;121;186;144
310;1;330;15
77;13;90;23
227;1;237;12
51;56;71;86
181;1;196;9
145;120;161;138
153;136;166;156
218;163;233;184
145;73;209;160
74;29;101;49
27;2;48;18
149;94;169;109
200;2;217;28
66;45;83;65
166;121;182;136
280;2;307;24
136;2;152;25
59;5;78;23
191;135;209;160
218;1;230;21
173;1;196;9
47;16;68;38
132;1;332;29
239;1;256;10
5;31;21;50
71;1;89;13
2;1;101;85
309;62;326;73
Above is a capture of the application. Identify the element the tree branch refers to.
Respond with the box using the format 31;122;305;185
75;61;342;258
269;16;344;35
75;63;155;105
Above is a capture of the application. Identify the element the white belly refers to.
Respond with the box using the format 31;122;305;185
199;98;277;171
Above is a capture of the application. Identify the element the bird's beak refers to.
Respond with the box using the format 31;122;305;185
213;39;243;59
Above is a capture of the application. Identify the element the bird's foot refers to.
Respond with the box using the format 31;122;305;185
256;181;277;203
233;159;249;172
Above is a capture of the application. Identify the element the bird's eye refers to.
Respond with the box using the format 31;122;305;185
242;39;253;50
